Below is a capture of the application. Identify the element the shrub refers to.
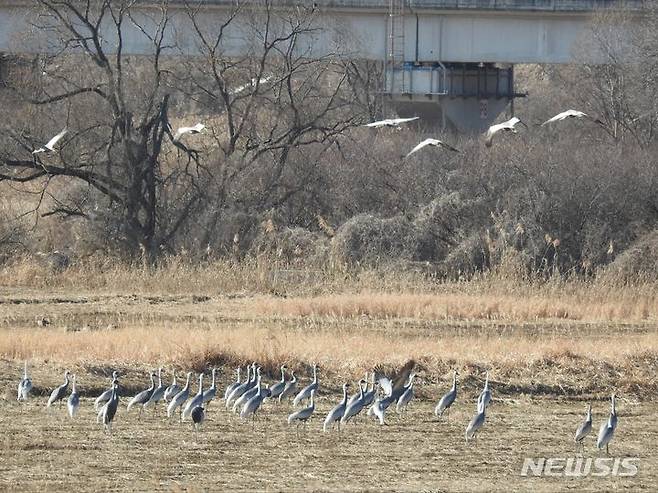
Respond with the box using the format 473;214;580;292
601;229;658;283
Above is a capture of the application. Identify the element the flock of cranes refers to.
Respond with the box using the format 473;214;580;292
29;108;598;159
16;361;620;453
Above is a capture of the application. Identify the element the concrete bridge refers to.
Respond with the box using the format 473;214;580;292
0;0;648;130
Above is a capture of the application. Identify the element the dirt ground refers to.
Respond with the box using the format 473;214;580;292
0;289;656;491
0;387;655;492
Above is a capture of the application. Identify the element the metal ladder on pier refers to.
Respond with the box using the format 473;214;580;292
386;0;407;95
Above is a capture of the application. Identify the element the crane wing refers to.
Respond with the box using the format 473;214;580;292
541;110;587;126
391;117;420;125
391;359;416;394
376;376;393;397
484;126;498;147
363;119;389;128
405;139;433;158
45;128;68;149
438;140;460;152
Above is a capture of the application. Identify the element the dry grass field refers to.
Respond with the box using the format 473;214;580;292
0;268;656;491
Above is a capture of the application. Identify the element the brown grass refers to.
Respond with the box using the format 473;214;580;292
0;265;657;491
254;290;656;322
0;283;656;396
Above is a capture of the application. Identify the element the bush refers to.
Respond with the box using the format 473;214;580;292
601;230;658;283
331;214;418;267
252;225;330;267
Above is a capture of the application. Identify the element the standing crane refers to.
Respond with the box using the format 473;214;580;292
232;368;262;413
95;371;119;411
435;370;458;419
100;382;119;435
17;361;32;401
341;379;367;425
287;389;316;434
324;383;350;432
126;371;156;420
597;394;618;455
465;406;486;443
574;403;593;453
182;373;205;421
164;370;179;403
293;364;319;407
362;372;377;408
226;363;256;409
396;373;416;414
191;405;205;431
477;372;491;412
268;365;287;400
223;367;242;400
278;370;298;403
202;368;218;409
240;380;271;427
167;372;193;422
47;370;70;409
67;374;80;418
144;367;165;414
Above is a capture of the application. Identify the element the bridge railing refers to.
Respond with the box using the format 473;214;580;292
196;0;647;12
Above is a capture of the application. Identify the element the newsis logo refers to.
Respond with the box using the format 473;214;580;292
521;457;640;478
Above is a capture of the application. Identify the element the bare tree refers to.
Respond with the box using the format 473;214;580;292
565;7;658;147
178;0;362;246
0;0;206;262
0;0;366;260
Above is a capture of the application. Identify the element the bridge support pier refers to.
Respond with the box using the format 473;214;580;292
385;62;525;132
